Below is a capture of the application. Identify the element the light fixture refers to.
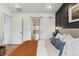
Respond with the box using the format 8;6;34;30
14;4;22;12
55;26;59;34
46;4;52;9
14;4;21;8
55;27;59;30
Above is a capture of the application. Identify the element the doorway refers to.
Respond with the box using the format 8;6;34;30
31;16;54;40
31;17;40;40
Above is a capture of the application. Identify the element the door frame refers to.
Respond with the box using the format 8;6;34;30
3;13;12;44
22;19;23;43
31;17;40;40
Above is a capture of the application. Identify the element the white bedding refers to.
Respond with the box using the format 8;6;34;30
37;38;79;56
37;40;60;56
62;38;79;56
37;33;79;56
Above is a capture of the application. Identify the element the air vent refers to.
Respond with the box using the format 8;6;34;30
15;8;22;12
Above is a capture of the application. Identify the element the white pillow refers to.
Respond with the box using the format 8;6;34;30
55;33;60;38
55;33;67;42
55;33;74;43
63;34;74;43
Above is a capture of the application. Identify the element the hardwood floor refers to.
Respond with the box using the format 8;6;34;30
5;45;19;56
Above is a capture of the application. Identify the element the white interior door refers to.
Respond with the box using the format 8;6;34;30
4;15;12;44
40;18;54;40
12;17;22;44
40;19;48;40
23;18;31;42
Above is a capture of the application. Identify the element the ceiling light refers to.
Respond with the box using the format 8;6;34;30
14;4;22;12
14;4;21;8
46;5;52;9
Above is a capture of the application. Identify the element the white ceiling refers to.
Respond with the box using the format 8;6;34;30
2;3;63;13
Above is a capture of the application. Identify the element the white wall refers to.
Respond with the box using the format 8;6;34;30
0;4;12;16
0;4;13;45
0;4;56;44
11;13;55;44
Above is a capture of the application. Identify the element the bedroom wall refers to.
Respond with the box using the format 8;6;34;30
0;4;13;45
55;3;79;38
55;3;78;28
11;13;55;44
55;10;79;38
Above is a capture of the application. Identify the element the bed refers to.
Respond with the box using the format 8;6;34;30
37;33;79;56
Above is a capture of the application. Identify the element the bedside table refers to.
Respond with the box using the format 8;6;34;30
0;46;6;56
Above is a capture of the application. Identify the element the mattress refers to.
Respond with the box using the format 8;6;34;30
37;39;60;56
